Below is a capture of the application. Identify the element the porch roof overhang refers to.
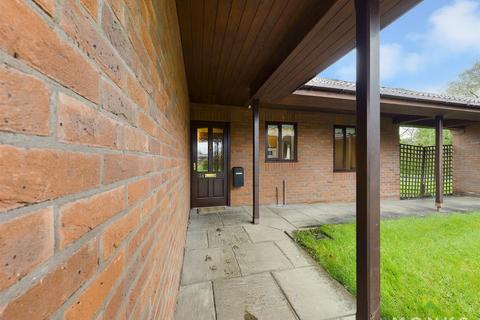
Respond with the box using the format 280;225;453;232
176;0;421;106
267;78;480;128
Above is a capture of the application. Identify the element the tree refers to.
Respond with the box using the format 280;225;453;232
446;61;480;99
400;127;452;146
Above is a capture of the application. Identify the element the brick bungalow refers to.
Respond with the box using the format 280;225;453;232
190;77;480;207
1;0;480;319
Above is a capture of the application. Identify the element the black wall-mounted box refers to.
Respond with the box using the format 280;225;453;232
232;167;244;187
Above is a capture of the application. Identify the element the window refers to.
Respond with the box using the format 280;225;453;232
334;126;356;171
266;122;297;162
197;127;209;172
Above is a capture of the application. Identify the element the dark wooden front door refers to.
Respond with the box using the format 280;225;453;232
191;122;229;207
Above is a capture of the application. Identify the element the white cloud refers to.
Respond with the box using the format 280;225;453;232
380;44;402;79
403;52;423;72
380;43;415;80
335;64;356;81
332;44;424;82
428;0;480;52
325;0;480;86
381;44;424;80
414;84;446;94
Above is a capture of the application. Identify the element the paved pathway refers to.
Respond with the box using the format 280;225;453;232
174;196;480;320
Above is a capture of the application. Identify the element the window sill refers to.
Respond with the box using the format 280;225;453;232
265;159;298;163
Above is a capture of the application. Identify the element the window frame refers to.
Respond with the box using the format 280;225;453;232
265;121;298;163
333;125;356;172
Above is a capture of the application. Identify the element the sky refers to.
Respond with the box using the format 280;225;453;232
319;0;480;93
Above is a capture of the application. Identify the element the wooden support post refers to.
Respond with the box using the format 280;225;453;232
252;100;260;224
355;0;381;319
421;147;427;197
435;115;444;210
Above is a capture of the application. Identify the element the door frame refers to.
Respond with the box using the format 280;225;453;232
190;121;231;208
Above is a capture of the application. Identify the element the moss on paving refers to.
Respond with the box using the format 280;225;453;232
295;212;480;319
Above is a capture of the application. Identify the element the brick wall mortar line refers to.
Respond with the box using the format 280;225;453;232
110;225;161;318
50;88;59;138
97;0;105;25
151;217;187;315
98;74;141;127
50;19;103;103
137;256;164;319
151;227;186;318
150;212;189;318
0;222;101;306
97;72;168;136
90;205;167;320
0;52;153;139
0;167;172;222
97;1;157;95
128;228;172;318
53;203;61;253
49;238;126;319
1;176;164;315
24;0;56;25
100;153;106;185
3;1;153;121
0;133;168;157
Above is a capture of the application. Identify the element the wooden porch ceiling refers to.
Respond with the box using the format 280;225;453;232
176;0;420;106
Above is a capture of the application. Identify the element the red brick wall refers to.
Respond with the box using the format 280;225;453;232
191;104;400;206
0;1;189;319
452;124;480;196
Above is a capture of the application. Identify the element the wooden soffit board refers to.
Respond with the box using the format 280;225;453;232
254;0;421;103
176;0;420;106
272;89;480;125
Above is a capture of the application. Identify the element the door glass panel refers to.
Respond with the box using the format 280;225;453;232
334;128;344;170
212;128;223;172
282;124;295;160
197;128;209;172
267;125;279;159
346;127;356;170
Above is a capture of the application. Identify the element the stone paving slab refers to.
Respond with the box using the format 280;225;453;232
297;209;340;223
233;242;293;275
275;239;314;268
439;197;480;212
272;209;320;228
243;224;289;243
270;208;309;221
207;226;251;248
213;273;297;320
273;267;356;320
220;211;252;226
258;216;297;231
258;207;281;217
181;247;240;285
188;214;223;231
185;230;208;250
174;282;215;320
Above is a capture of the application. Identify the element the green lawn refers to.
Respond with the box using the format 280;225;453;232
295;213;480;319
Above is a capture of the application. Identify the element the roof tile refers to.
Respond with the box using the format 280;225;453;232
304;77;480;108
